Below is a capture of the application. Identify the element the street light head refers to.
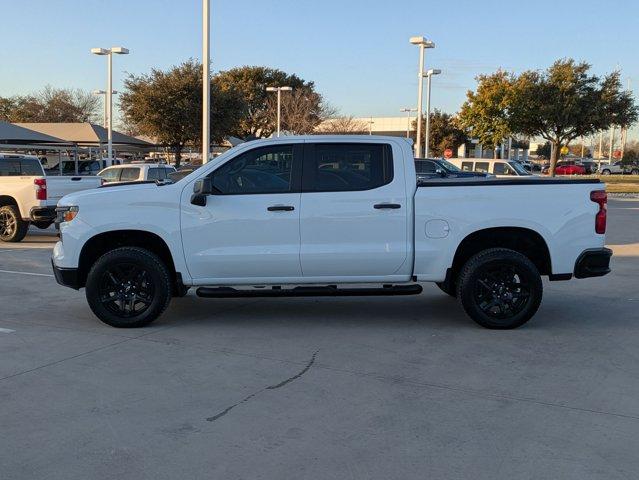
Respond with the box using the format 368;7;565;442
280;86;293;92
426;68;442;76
92;90;106;95
91;47;109;55
266;87;278;92
409;36;435;48
111;47;129;55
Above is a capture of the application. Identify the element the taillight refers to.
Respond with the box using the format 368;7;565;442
34;178;47;201
590;190;607;234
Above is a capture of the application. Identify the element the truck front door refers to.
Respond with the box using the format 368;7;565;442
181;143;303;282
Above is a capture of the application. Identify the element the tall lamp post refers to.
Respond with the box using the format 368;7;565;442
90;47;129;162
424;68;441;159
92;89;118;128
409;36;435;157
400;108;417;138
202;0;210;163
266;86;293;136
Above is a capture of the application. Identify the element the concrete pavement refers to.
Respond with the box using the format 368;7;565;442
0;199;638;480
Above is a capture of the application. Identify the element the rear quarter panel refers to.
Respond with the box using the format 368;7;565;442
413;182;605;281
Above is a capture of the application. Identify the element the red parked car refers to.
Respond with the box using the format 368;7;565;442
542;161;586;175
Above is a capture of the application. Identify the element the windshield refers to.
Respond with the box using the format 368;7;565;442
508;161;531;175
436;159;462;172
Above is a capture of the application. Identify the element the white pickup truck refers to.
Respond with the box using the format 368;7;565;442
0;154;102;242
52;136;611;329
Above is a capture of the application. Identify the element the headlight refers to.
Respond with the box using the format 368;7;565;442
56;206;79;223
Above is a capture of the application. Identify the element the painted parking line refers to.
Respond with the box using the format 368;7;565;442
0;328;16;334
0;269;54;278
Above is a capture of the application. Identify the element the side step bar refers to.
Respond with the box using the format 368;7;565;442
196;284;423;298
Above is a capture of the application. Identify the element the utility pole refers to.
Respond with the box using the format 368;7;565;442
608;126;615;163
202;0;210;163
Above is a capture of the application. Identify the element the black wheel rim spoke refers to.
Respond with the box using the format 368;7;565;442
99;262;155;318
474;262;531;319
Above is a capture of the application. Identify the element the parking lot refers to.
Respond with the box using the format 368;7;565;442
1;197;638;479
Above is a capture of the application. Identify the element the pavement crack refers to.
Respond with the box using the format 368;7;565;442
206;349;319;422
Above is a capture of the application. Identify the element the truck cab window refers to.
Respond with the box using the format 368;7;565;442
211;145;295;194
475;162;489;173
308;143;393;192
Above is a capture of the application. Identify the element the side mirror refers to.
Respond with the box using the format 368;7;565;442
190;178;216;206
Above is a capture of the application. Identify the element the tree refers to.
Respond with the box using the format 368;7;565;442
215;66;322;137
458;71;513;158
535;141;552;159
414;109;467;157
120;60;243;167
315;116;368;134
0;86;100;123
509;59;638;175
265;89;335;134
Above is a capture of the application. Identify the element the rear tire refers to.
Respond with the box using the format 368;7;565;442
601;169;611;175
85;247;172;328
457;248;542;329
0;205;29;242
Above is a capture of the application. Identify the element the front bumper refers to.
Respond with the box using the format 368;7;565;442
52;259;81;290
29;206;56;223
574;248;612;279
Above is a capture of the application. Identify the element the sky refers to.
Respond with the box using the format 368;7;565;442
2;0;639;134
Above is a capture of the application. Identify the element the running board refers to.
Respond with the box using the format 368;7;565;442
196;284;423;298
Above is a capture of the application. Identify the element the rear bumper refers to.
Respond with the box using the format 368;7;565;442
29;206;56;223
51;258;81;290
574;248;612;279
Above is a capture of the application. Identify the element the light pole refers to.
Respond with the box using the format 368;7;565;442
92;89;118;128
400;108;417;138
91;47;129;162
424;68;441;158
202;0;210;163
409;36;435;157
266;86;293;136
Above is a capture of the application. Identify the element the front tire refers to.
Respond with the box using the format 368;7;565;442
85;247;172;328
0;205;29;242
601;169;611;175
457;248;542;329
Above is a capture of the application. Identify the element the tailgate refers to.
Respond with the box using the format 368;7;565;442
45;176;102;203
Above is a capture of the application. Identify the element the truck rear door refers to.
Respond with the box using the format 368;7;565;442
299;141;410;279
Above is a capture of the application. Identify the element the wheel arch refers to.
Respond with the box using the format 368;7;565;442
0;195;19;208
77;229;178;289
449;227;552;281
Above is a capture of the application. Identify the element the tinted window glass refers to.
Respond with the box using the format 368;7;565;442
310;143;393;192
20;158;44;175
119;168;140;182
461;162;473;171
415;160;436;174
475;162;489;173
0;158;43;176
0;159;21;176
147;168;161;181
493;162;517;175
212;145;294;194
99;168;120;182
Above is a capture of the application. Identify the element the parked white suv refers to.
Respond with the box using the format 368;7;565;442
98;164;176;184
53;136;611;330
0;154;101;242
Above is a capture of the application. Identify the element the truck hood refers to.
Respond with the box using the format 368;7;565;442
58;182;172;207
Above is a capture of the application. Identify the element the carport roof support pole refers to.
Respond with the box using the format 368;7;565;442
202;0;211;164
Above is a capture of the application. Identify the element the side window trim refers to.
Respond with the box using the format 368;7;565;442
206;144;303;195
301;142;394;193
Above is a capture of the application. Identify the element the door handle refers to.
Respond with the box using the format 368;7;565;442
374;203;401;209
267;205;295;211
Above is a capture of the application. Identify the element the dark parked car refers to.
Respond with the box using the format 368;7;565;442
415;158;490;180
